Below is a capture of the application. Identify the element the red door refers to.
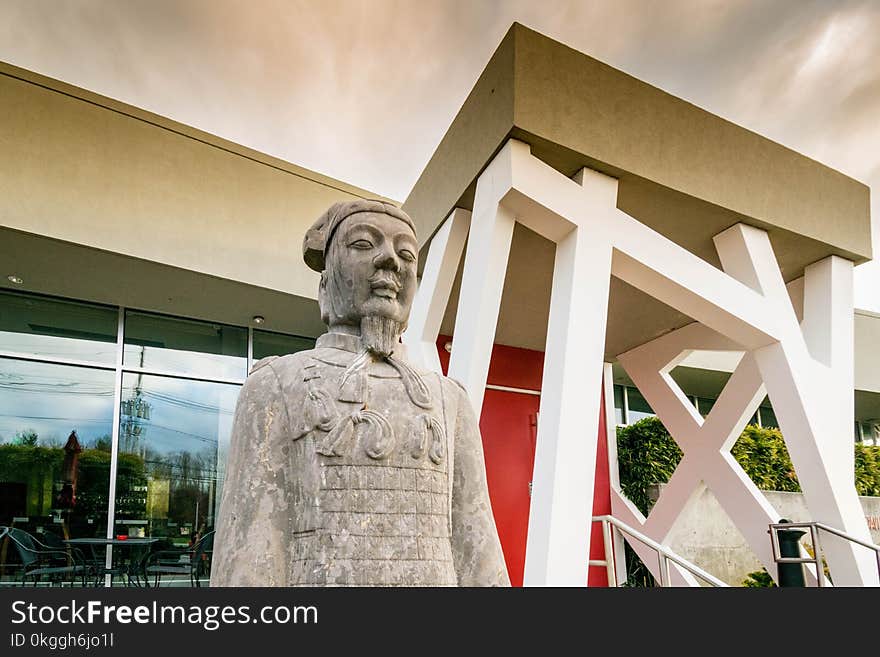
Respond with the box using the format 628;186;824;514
437;336;611;586
479;388;539;586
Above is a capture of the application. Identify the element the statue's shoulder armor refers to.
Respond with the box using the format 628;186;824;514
245;349;324;397
435;373;468;401
444;376;467;393
253;348;339;396
249;348;316;377
248;355;279;375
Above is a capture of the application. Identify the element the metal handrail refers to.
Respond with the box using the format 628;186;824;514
591;515;728;587
768;521;880;587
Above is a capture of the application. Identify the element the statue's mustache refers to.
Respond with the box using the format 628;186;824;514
369;271;401;292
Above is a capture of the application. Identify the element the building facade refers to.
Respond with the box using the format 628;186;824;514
1;23;876;586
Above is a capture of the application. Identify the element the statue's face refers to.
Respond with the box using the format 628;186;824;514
320;212;419;328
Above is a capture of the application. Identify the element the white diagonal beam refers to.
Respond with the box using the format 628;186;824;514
403;208;470;373
609;488;700;587
641;456;702;541
715;228;877;585
618;326;778;585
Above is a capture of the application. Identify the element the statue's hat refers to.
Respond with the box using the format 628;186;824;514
303;199;416;272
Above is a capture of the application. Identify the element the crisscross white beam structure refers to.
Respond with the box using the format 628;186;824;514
404;138;877;586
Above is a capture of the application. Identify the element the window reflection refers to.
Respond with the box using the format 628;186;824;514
114;373;238;554
0;357;113;584
759;402;779;429
0;290;324;585
613;384;625;425
626;387;655;423
0;291;117;364
697;397;716;418
124;311;246;381
253;329;315;360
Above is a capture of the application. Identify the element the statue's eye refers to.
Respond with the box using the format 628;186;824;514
398;249;416;262
349;239;374;249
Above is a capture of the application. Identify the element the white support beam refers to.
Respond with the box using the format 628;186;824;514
446;154;516;413
803;256;855;477
403;208;470;373
603;363;629;587
415;137;874;586
714;232;877;586
611;246;780;351
524;168;614;586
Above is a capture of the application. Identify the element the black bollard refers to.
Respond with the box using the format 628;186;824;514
776;518;807;587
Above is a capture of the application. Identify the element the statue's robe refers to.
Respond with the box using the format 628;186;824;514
211;331;510;586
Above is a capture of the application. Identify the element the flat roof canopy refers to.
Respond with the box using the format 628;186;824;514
404;23;872;357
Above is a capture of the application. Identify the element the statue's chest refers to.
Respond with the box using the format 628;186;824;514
286;359;456;585
293;359;450;473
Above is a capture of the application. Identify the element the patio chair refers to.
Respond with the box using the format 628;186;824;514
141;530;214;587
3;527;92;587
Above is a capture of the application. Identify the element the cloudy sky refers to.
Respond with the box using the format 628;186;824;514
1;0;878;309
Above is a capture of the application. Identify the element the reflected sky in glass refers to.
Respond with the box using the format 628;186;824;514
116;372;239;538
253;330;315;360
0;291;117;365
124;311;246;380
118;373;239;459
0;357;115;445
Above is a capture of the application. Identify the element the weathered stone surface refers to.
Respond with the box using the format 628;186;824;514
211;200;510;586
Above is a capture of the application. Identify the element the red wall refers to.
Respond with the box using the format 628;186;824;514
436;336;612;586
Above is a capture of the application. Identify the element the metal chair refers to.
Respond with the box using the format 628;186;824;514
142;530;214;587
2;527;92;587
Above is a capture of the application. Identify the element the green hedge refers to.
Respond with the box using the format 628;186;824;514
616;417;880;586
617;416;880;517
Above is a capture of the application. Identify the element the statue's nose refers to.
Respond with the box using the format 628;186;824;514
373;247;400;271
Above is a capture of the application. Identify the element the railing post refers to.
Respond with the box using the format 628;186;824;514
601;518;616;587
810;523;824;587
776;519;807;587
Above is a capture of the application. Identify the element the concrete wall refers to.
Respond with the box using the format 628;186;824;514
652;484;880;586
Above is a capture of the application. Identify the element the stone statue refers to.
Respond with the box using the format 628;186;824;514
211;199;510;586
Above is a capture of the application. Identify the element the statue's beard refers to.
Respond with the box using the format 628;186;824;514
360;315;403;358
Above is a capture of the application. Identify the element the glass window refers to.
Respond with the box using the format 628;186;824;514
0;357;114;582
760;400;778;429
114;373;239;558
0;291;117;364
253;330;315;361
697;397;716;418
124;311;246;381
858;421;879;446
613;384;625;425
626;387;655;423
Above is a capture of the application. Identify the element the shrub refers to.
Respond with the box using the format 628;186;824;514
616;416;880;586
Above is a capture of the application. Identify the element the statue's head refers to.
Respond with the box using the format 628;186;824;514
304;200;418;356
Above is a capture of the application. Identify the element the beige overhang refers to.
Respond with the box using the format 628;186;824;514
403;23;872;357
0;60;392;336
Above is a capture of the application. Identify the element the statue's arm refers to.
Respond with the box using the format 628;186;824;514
210;362;291;586
450;384;511;586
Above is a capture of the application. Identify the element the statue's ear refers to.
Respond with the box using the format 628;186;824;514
317;271;327;309
317;271;330;326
